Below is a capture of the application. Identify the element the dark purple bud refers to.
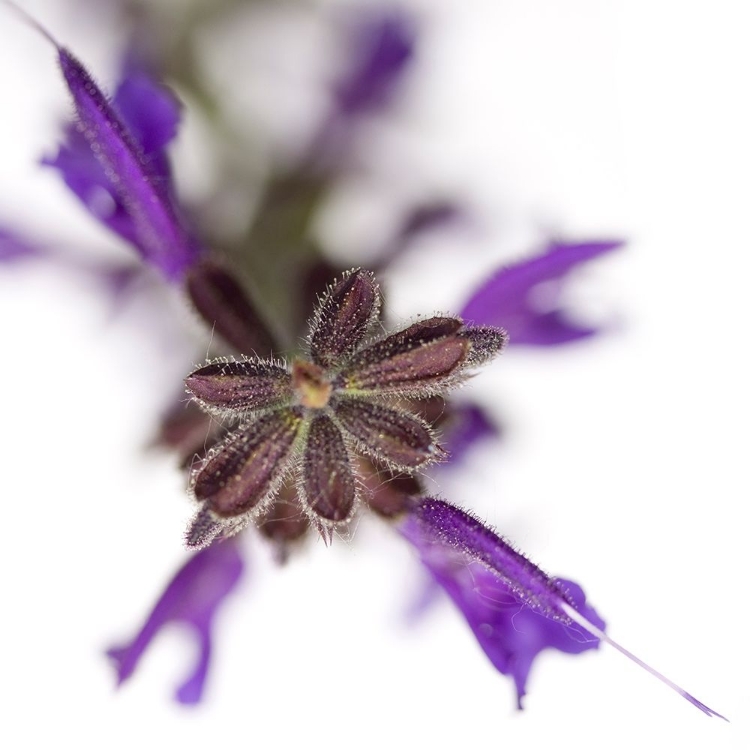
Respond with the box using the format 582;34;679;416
185;259;278;356
107;538;244;704
53;44;199;279
343;317;469;396
300;414;356;524
461;240;623;346
192;409;303;518
309;268;380;367
334;398;441;470
458;325;508;367
361;463;423;517
184;506;224;550
153;399;219;468
186;359;291;414
257;489;310;564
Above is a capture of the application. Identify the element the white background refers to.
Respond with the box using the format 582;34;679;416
0;1;747;748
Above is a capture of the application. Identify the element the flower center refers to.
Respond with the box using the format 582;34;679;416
292;359;333;409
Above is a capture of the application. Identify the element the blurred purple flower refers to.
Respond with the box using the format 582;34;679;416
43;46;201;279
0;227;44;262
435;402;500;467
462;240;623;345
333;10;416;117
374;200;465;270
399;497;603;707
107;538;244;704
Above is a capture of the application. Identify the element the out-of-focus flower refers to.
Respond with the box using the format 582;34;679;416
400;497;603;707
399;497;725;718
462;240;623;345
0;227;44;262
426;400;500;469
332;10;415;118
107;538;244;705
41;35;202;279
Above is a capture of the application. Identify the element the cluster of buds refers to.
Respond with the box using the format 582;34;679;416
185;268;506;546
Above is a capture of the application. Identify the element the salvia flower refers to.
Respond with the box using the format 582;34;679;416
400;497;727;718
401;497;607;707
2;1;727;722
184;268;507;546
107;538;244;705
8;2;202;280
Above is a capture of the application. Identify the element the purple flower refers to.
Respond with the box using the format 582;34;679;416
309;9;417;166
400;497;726;718
107;538;244;704
462;240;624;346
333;10;416;117
400;497;603;707
42;41;201;279
0;227;44;262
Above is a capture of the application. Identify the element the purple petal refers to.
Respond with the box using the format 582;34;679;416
333;11;416;117
107;538;244;705
399;497;604;707
43;47;200;279
114;55;181;162
0;227;44;262
461;240;624;346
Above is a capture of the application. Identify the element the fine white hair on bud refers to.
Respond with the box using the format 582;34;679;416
184;269;507;547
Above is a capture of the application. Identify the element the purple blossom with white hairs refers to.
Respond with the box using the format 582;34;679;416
5;1;202;280
1;0;727;723
399;498;726;718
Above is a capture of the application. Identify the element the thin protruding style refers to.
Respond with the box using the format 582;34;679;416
560;603;728;721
